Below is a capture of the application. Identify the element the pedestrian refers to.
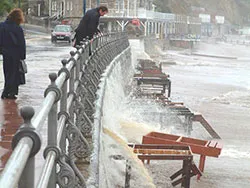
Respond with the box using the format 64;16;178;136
74;5;108;47
0;8;26;99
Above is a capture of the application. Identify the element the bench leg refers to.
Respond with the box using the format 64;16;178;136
182;158;192;188
170;168;183;180
198;155;206;180
146;154;151;164
125;160;131;188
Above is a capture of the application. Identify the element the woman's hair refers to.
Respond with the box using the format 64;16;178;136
7;8;25;25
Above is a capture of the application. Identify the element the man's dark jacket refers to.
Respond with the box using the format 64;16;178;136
75;8;101;46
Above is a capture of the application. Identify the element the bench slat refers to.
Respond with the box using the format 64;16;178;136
208;140;218;148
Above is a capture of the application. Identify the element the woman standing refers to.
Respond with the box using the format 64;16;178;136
0;8;26;99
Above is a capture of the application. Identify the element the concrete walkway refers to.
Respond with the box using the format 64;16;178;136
0;23;72;172
0;100;23;171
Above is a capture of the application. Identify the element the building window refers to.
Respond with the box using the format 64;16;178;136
67;2;70;11
70;2;73;11
52;1;57;11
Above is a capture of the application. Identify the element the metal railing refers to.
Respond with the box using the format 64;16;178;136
0;32;130;188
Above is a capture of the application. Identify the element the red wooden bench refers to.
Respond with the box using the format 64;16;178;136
142;131;223;179
128;143;200;188
170;161;202;186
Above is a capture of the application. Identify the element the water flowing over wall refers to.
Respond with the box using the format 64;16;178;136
88;43;156;188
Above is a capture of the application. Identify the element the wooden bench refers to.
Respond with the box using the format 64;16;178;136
170;161;202;187
142;69;163;74
196;139;223;179
128;143;200;188
142;131;223;179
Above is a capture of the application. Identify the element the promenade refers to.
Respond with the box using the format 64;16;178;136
0;99;22;170
0;24;72;171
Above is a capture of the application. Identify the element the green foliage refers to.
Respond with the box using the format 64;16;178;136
153;0;172;13
0;0;18;16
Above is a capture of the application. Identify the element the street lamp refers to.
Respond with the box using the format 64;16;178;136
134;0;137;17
83;0;86;15
152;4;156;11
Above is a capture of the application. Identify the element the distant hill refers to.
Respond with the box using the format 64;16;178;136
153;0;250;25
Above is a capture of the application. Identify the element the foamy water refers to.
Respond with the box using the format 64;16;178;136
97;39;250;187
98;41;159;187
164;43;250;109
160;41;250;187
98;39;194;187
211;90;250;108
221;148;250;159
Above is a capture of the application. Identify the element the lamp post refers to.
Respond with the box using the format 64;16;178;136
134;0;137;17
18;0;21;8
128;0;130;16
49;0;52;16
123;0;125;17
152;4;156;12
83;0;86;15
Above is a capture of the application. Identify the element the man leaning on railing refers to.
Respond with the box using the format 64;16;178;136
73;5;108;47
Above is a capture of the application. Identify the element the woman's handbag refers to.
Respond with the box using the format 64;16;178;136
19;60;27;74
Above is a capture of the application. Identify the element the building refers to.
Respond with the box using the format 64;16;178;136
25;0;154;18
24;0;203;41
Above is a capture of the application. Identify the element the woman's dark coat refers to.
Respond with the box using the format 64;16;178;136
0;19;26;96
75;8;101;46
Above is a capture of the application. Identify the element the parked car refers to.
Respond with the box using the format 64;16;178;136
51;25;74;43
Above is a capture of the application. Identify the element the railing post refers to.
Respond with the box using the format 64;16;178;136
59;59;69;114
81;40;88;63
69;57;76;120
70;51;79;79
44;73;61;187
20;157;35;188
12;106;41;188
48;102;57;188
58;59;70;153
80;41;87;66
85;38;91;57
93;35;98;53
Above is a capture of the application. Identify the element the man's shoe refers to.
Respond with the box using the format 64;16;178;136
1;93;7;99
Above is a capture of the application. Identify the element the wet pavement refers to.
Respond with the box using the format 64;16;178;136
0;24;75;172
0;100;22;170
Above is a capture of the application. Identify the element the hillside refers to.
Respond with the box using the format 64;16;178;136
153;0;250;25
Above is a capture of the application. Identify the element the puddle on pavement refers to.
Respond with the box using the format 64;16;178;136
0;99;22;170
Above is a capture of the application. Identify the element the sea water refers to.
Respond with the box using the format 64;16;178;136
160;41;250;187
100;39;250;187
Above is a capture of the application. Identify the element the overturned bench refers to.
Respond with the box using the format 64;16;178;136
128;143;201;188
155;95;221;138
142;131;223;179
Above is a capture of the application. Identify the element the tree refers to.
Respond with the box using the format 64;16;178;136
0;0;19;16
153;0;172;13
